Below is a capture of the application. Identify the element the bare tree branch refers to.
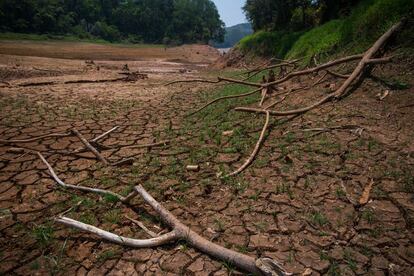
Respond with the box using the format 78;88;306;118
221;111;270;178
40;156;291;275
71;129;109;165
0;133;71;144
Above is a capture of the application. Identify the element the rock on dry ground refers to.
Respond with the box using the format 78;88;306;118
0;42;413;275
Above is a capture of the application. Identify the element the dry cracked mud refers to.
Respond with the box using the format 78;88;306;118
0;43;413;276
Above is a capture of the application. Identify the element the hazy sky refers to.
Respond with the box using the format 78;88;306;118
212;0;247;27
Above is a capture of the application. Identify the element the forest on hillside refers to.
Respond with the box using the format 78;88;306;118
243;0;361;32
0;0;225;44
240;0;413;58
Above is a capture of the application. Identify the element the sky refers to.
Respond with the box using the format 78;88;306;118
212;0;247;27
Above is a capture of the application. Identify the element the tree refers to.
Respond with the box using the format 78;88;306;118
0;0;224;44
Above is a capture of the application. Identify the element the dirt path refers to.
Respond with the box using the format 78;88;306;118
0;45;413;275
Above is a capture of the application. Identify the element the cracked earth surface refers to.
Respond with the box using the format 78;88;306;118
0;44;413;276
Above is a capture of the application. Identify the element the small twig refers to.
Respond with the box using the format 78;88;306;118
37;152;135;202
221;111;270;178
259;87;268;107
264;96;287;110
326;70;350;79
125;215;158;238
59;200;83;217
0;132;72;144
164;79;221;86
92;126;119;143
120;140;170;149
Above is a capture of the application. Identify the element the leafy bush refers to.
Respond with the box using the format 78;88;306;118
238;30;303;57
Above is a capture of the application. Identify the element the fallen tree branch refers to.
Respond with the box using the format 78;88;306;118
221;111;270;178
125;215;158;238
334;22;402;99
71;129;109;165
72;128;135;166
164;79;221;86
120;140;171;149
220;54;364;89
91;126;119;143
39;154;290;275
73;126;119;153
58;217;179;247
0;132;72;144
243;59;300;81
235;20;403;117
217;77;263;88
264;96;288;110
326;70;350;79
265;54;364;87
37;152;137;203
187;87;262;116
235;93;334;116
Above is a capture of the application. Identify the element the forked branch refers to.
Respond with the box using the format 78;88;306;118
235;20;403;117
37;153;291;276
0;132;71;144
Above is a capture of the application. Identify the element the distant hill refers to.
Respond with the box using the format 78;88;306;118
213;23;253;48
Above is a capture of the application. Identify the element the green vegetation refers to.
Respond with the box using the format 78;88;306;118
0;0;224;44
103;209;122;224
286;19;343;59
310;211;329;226
97;249;120;263
239;0;413;59
239;30;304;57
32;223;54;247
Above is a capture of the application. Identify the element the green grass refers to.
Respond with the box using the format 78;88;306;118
286;19;344;60
310;211;329;226
0;32;164;48
103;209;122;224
32;224;54;247
238;30;303;57
97;249;120;263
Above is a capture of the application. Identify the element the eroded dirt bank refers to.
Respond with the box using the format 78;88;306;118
0;43;413;275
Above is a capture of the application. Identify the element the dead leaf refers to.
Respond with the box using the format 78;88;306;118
222;130;234;136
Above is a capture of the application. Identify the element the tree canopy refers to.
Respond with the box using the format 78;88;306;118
0;0;225;44
243;0;361;32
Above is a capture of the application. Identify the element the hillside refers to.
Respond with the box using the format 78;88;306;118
213;23;253;48
234;0;413;63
